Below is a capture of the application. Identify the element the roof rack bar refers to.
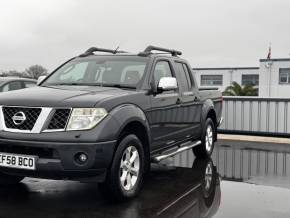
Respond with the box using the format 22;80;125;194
143;45;182;56
79;47;127;57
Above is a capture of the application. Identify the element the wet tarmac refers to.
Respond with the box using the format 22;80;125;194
1;139;290;218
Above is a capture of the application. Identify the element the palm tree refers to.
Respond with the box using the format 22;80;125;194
223;82;258;96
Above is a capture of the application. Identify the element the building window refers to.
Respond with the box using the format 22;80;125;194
242;74;259;86
279;68;290;84
200;75;223;86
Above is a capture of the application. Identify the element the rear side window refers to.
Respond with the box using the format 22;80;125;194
182;64;193;88
175;62;191;92
153;61;174;87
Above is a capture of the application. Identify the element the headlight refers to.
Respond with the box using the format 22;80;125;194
66;108;107;131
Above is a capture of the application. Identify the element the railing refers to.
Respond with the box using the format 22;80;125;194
218;97;290;136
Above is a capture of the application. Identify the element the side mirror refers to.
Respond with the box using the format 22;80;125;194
157;77;178;91
37;75;46;85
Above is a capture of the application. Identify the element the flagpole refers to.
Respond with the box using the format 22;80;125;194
268;43;272;97
268;62;272;97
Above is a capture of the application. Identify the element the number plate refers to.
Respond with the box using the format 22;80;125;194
0;152;37;170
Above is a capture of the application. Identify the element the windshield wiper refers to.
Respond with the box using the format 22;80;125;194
43;83;136;89
45;83;83;86
46;83;101;86
101;84;136;89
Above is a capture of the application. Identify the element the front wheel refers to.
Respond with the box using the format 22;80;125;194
99;134;145;201
193;118;215;158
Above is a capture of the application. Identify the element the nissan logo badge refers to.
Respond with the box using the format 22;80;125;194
12;111;26;126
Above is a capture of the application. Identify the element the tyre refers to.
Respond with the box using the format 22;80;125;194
193;118;215;158
192;158;217;207
0;172;24;185
99;134;145;201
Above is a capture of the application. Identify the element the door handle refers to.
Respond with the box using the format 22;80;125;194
176;98;182;105
184;92;194;96
194;96;200;101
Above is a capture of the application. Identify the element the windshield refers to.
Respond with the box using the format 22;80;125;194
42;56;149;88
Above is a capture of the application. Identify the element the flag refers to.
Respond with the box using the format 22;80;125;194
267;46;271;59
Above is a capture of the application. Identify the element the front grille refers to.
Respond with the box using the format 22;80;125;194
47;109;71;130
2;107;42;130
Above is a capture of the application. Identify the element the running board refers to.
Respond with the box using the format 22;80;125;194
151;140;202;163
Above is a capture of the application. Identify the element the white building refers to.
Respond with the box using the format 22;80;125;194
193;58;290;97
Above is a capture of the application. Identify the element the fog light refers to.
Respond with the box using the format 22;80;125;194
79;154;87;162
75;153;88;164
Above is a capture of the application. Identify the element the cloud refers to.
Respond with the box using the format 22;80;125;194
0;0;290;71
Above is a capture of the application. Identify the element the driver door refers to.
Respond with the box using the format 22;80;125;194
148;59;184;150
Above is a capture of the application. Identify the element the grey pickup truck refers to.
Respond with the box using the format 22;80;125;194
0;46;222;200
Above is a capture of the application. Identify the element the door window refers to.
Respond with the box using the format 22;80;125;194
153;61;174;87
175;62;191;92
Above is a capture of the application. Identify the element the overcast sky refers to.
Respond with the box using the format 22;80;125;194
1;0;290;72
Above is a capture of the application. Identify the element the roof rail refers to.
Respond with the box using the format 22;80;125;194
79;47;127;57
139;45;182;57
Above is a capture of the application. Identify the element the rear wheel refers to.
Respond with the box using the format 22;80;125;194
99;134;145;201
192;158;217;207
193;118;215;158
0;172;24;185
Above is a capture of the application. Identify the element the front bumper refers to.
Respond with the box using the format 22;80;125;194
0;138;117;182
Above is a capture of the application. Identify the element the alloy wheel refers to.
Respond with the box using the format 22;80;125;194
205;125;213;153
204;162;213;191
119;146;140;191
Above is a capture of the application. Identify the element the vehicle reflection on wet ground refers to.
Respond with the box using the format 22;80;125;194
172;139;290;218
1;138;290;218
0;158;220;218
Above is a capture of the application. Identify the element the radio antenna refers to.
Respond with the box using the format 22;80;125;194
113;46;120;54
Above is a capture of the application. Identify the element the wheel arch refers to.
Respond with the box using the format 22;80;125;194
201;100;218;141
109;104;151;166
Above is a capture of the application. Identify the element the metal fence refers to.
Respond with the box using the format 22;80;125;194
218;97;290;136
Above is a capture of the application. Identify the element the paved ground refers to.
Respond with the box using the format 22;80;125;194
0;137;290;218
212;139;290;218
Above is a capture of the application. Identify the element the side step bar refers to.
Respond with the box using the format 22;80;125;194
151;140;202;163
218;117;224;127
